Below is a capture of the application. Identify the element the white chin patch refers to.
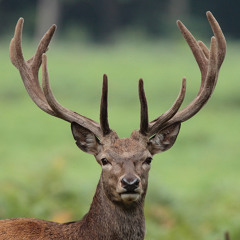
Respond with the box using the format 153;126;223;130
121;193;140;203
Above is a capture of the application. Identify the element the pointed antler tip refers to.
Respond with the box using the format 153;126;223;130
103;74;108;81
15;18;24;31
206;11;212;16
139;79;144;89
42;53;47;60
176;20;186;32
51;24;57;31
102;74;108;90
206;11;215;21
182;77;187;89
16;18;24;29
176;20;183;27
211;36;216;43
18;17;24;23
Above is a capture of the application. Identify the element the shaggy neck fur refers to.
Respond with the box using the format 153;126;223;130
64;179;146;240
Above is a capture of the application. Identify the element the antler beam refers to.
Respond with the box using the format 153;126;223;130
9;18;114;139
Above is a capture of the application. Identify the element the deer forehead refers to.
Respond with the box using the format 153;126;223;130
102;138;149;160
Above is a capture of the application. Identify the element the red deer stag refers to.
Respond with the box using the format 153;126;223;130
0;11;226;240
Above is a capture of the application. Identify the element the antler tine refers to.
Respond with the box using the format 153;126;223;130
10;18;56;115
11;18;104;139
197;12;226;88
177;20;208;81
31;24;57;69
139;79;149;136
100;74;111;136
42;54;103;138
206;11;226;68
148;78;186;136
9;18;24;68
198;41;210;59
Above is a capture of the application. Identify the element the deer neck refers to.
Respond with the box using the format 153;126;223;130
79;178;146;240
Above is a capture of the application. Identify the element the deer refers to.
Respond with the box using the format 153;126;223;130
0;11;226;240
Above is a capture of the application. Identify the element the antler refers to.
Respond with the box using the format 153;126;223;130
10;12;225;140
10;18;112;139
139;11;226;137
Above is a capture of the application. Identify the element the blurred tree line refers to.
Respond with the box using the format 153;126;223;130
0;0;236;43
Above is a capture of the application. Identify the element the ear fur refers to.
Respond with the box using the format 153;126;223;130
71;122;101;155
148;123;181;155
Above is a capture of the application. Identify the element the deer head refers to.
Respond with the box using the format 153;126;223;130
9;11;226;207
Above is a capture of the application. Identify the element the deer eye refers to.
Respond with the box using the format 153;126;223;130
144;157;152;165
101;158;110;166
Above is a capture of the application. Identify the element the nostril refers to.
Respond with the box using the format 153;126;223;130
121;177;140;192
130;178;139;187
132;178;140;186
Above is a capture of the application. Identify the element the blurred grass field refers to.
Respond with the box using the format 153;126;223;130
0;37;240;240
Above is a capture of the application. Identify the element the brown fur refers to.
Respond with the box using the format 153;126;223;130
0;169;145;240
0;128;179;240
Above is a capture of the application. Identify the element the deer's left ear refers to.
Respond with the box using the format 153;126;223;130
148;123;181;155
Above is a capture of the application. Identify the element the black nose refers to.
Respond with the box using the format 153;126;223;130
121;177;140;192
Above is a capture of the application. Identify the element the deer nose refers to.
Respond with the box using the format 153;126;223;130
121;177;140;192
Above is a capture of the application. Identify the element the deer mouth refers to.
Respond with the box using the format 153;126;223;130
120;191;140;202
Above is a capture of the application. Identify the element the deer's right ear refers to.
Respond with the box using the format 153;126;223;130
71;122;101;155
147;123;181;155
